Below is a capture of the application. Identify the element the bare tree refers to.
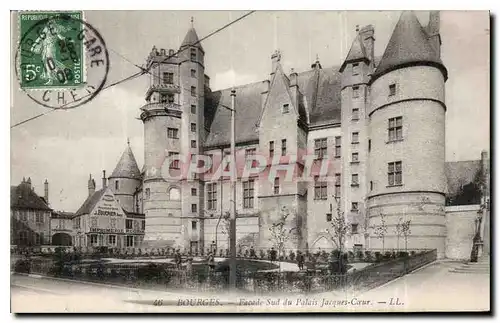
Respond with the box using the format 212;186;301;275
374;212;388;252
401;219;412;252
268;206;296;261
394;217;404;251
325;199;349;263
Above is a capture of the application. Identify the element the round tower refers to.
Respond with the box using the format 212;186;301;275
367;11;448;257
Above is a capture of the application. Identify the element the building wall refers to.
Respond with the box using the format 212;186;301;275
11;209;51;246
445;205;481;260
109;177;141;213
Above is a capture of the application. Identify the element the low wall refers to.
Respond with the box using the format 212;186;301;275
445;204;480;260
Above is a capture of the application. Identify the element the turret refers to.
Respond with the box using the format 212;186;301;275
88;174;96;197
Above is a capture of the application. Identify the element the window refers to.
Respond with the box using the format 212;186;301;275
370;181;373;191
282;103;290;114
351;174;359;186
90;234;98;245
191;204;197;213
388;161;403;186
192;221;197;230
169;187;180;200
389;83;396;96
191;105;196;114
351;202;359;212
326;213;332;222
126;235;134;247
163;72;174;85
141;220;145;230
224;151;230;171
38;232;44;245
108;235;116;245
169;152;180;169
314;176;327;200
243;180;255;209
145;188;150;199
269;141;274;158
352;107;359;120
191;188;197;196
190;48;196;61
168;94;175;103
281;139;287;156
352;132;359;144
19;231;28;245
110;218;116;228
352;63;359;75
314;138;327;159
35;212;44;224
126;219;133;230
191;123;196;132
352;86;360;98
368;139;371;152
115;180;119;191
335;136;341;157
20;211;27;222
274;177;280;195
191;86;196;97
335;173;341;198
91;217;97;227
191;69;196;78
352;152;359;163
167;128;179;139
351;224;359;234
245;148;257;168
388;117;403;141
191;140;197;148
207;183;217;210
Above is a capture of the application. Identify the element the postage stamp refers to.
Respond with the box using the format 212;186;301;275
15;11;110;109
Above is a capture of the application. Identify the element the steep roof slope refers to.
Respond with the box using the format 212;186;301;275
109;145;142;180
75;189;106;216
10;183;51;211
180;27;204;51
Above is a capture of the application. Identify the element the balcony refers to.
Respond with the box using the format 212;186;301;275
145;83;181;100
140;102;182;120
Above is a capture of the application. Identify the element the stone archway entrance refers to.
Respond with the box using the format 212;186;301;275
52;233;72;246
310;235;335;252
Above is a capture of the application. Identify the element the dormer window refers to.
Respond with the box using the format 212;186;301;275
389;83;397;96
352;63;359;76
282;103;289;114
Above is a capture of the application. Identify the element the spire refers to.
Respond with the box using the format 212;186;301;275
180;20;204;51
372;11;447;82
311;54;322;69
109;145;142;180
339;30;369;72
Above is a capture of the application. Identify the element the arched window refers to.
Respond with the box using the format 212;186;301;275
169;187;180;200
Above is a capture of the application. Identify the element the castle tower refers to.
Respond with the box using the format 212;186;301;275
140;21;205;250
366;11;448;257
108;141;142;212
339;25;375;248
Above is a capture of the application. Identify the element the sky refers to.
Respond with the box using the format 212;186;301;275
10;10;490;212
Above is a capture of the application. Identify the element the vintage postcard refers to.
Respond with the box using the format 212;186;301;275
10;10;490;313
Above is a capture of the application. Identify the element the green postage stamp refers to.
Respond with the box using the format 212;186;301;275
18;11;84;89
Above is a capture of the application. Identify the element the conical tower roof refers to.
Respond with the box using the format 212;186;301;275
340;33;369;71
109;144;141;180
372;11;447;82
180;27;204;51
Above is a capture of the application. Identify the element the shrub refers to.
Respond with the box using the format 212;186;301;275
374;252;382;262
398;251;409;258
320;250;329;262
219;249;224;257
289;251;296;262
14;259;31;273
356;250;364;261
364;251;372;262
410;251;416;257
244;249;249;258
384;251;392;260
347;251;355;262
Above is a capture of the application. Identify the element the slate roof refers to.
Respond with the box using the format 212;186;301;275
340;33;369;71
109;145;142;180
10;183;51;211
372;11;447;82
75;189;106;216
52;211;75;219
445;160;481;196
180;27;204;51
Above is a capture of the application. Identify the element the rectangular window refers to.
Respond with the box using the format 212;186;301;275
191;86;196;97
169;152;180;169
115;180;119;190
326;213;332;222
191;123;196;132
351;224;359;234
314;176;328;200
352;63;359;75
245;148;257;167
191;69;196;78
190;48;196;61
352;132;359;144
352;107;359;120
191;140;197;148
370;181;374;191
191;204;197;213
281;139;287;156
168;94;174;103
352;152;359;163
352;86;360;98
352;174;359;186
335;136;341;157
368;139;371;152
388;116;403;141
191;188;197;196
126;219;133;230
314;138;327;159
167;128;179;139
191;105;196;114
141;220;145;230
35;212;44;224
335;173;341;198
389;83;396;96
274;177;280;195
163;72;174;85
108;235;116;245
160;94;167;103
243;180;255;209
282;103;290;114
126;235;134;247
90;235;98;245
207;183;217;210
388;161;403;186
269;141;274;158
351;202;359;212
192;221;197;230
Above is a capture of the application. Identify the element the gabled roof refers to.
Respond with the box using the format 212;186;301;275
110;145;141;180
75;189;106;216
180;27;204;51
11;183;51;211
340;33;369;71
372;11;447;82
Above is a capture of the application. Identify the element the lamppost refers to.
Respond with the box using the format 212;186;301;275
470;209;483;263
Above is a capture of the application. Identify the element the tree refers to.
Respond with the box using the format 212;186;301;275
401;219;412;252
325;199;349;264
268;206;296;262
373;212;388;252
394;217;404;251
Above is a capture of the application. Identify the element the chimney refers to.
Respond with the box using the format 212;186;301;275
88;174;96;196
289;68;299;108
102;170;107;189
270;50;281;75
427;11;442;58
44;179;49;204
289;68;298;87
359;24;375;64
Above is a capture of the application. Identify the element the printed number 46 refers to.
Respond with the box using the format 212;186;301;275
153;299;163;306
24;64;41;82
